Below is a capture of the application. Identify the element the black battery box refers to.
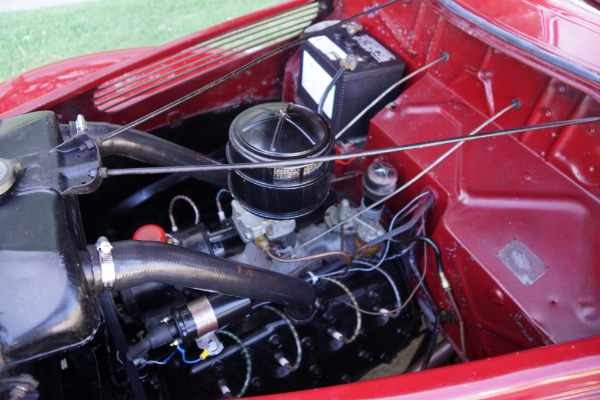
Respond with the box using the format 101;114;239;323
298;26;405;140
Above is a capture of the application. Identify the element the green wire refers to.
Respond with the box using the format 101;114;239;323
320;277;362;343
264;306;302;372
217;330;251;399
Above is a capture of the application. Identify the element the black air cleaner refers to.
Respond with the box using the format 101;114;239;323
226;102;334;219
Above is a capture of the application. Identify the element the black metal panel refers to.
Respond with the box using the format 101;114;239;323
0;112;100;368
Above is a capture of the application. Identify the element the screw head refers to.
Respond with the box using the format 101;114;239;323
207;340;218;352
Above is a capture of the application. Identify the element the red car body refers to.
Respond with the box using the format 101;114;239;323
1;0;599;398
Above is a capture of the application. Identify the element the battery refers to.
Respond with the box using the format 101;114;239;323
298;26;405;140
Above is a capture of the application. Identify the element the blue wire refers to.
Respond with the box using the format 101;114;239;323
177;347;205;364
138;350;176;366
160;351;176;364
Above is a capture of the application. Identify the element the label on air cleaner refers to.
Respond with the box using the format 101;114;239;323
301;51;335;119
308;36;347;61
352;34;396;63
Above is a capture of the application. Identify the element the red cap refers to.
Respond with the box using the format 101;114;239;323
133;224;167;243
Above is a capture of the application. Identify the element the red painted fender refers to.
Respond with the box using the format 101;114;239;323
0;48;147;114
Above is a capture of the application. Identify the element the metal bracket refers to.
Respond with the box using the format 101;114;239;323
15;133;103;195
195;332;223;355
96;236;116;290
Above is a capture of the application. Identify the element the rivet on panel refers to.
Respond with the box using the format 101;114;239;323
487;287;505;305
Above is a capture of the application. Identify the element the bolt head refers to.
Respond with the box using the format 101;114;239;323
207;340;218;352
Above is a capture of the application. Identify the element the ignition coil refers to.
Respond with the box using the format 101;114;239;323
127;294;251;360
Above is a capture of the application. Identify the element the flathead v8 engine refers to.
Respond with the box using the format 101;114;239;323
0;101;425;399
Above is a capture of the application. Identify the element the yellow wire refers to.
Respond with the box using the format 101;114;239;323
199;349;210;360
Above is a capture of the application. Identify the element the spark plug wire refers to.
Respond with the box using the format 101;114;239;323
263;306;303;372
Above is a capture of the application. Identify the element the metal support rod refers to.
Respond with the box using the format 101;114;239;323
295;100;520;251
92;0;406;144
100;115;600;178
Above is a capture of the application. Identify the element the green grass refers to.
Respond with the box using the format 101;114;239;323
0;0;282;82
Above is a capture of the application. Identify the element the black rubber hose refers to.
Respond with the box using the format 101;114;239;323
80;122;228;188
392;235;444;274
127;323;174;360
86;240;315;308
317;66;345;116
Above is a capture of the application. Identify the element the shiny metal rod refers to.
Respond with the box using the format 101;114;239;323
96;0;406;144
101;114;600;177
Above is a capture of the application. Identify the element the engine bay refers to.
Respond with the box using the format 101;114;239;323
1;0;599;398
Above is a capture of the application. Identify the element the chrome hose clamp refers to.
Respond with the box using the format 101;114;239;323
95;236;115;289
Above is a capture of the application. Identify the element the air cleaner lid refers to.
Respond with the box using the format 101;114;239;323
226;102;334;219
228;102;333;162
